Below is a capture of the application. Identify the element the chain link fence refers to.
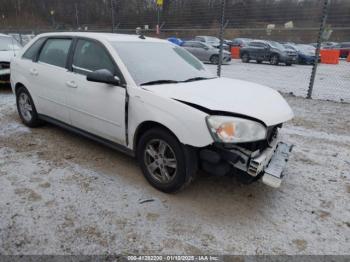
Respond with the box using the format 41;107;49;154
0;0;349;102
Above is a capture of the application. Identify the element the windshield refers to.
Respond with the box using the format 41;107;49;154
269;41;286;50
112;42;213;86
0;36;21;51
205;36;220;42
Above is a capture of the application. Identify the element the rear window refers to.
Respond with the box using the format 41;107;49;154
22;38;46;61
38;38;72;68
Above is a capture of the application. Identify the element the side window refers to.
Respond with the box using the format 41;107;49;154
192;43;203;48
72;39;115;76
182;42;192;47
22;38;46;61
38;38;72;68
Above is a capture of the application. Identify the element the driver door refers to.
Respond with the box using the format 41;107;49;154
66;38;126;145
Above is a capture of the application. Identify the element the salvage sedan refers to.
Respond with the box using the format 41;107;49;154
11;32;294;193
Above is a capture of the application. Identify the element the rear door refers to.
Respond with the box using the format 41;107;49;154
65;38;126;144
31;38;73;123
250;42;267;60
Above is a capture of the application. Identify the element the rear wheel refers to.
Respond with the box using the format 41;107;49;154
256;60;262;64
210;55;219;65
241;53;250;63
286;62;292;66
270;54;279;65
16;86;42;127
137;128;197;193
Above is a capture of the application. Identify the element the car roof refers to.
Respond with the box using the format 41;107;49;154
36;32;167;44
250;40;269;44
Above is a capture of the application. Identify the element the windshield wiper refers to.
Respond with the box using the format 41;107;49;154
182;77;217;83
140;80;179;86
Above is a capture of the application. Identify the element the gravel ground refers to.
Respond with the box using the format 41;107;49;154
0;86;349;255
207;60;350;103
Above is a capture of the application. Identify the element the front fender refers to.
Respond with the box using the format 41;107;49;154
128;87;214;149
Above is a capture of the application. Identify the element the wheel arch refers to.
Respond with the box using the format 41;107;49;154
133;121;180;152
14;82;26;94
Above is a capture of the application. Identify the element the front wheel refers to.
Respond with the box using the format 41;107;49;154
16;86;43;127
270;54;279;65
137;128;197;193
241;53;250;63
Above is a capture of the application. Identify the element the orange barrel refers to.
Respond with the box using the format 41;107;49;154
347;53;350;62
320;49;340;64
231;47;240;59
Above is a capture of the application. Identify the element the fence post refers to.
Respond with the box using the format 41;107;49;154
307;0;330;99
217;0;226;77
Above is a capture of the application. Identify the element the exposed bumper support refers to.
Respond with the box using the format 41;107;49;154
262;142;293;188
199;135;293;188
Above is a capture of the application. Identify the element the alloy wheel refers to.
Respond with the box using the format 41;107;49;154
18;92;33;122
144;139;178;184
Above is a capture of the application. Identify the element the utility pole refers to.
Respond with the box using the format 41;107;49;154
217;0;226;77
50;10;55;29
307;0;330;99
75;3;80;29
156;0;163;35
111;0;116;33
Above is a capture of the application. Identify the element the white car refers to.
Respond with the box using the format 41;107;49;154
11;32;294;193
0;34;22;84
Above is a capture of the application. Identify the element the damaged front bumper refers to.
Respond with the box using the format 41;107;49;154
199;135;293;188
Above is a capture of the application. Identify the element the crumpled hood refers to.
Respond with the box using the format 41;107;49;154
144;77;294;126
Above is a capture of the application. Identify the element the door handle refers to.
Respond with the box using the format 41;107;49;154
30;68;39;76
66;81;78;89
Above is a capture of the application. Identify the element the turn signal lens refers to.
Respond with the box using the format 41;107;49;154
217;122;235;140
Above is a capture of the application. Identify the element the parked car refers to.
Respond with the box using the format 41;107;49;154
230;38;252;48
284;43;318;65
9;33;36;46
0;34;22;84
11;32;294;192
167;37;184;46
329;42;350;58
182;41;231;64
310;42;338;49
240;40;298;66
194;36;229;50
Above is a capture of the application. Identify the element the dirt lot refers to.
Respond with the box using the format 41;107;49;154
0;86;349;255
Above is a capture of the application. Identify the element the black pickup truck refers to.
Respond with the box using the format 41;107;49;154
240;40;298;66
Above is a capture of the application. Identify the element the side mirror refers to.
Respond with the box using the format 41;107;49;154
87;69;121;86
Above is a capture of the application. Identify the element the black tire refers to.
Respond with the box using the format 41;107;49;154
16;86;43;128
210;55;219;65
286;62;292;66
136;128;197;193
256;60;262;64
241;53;250;63
270;54;279;65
